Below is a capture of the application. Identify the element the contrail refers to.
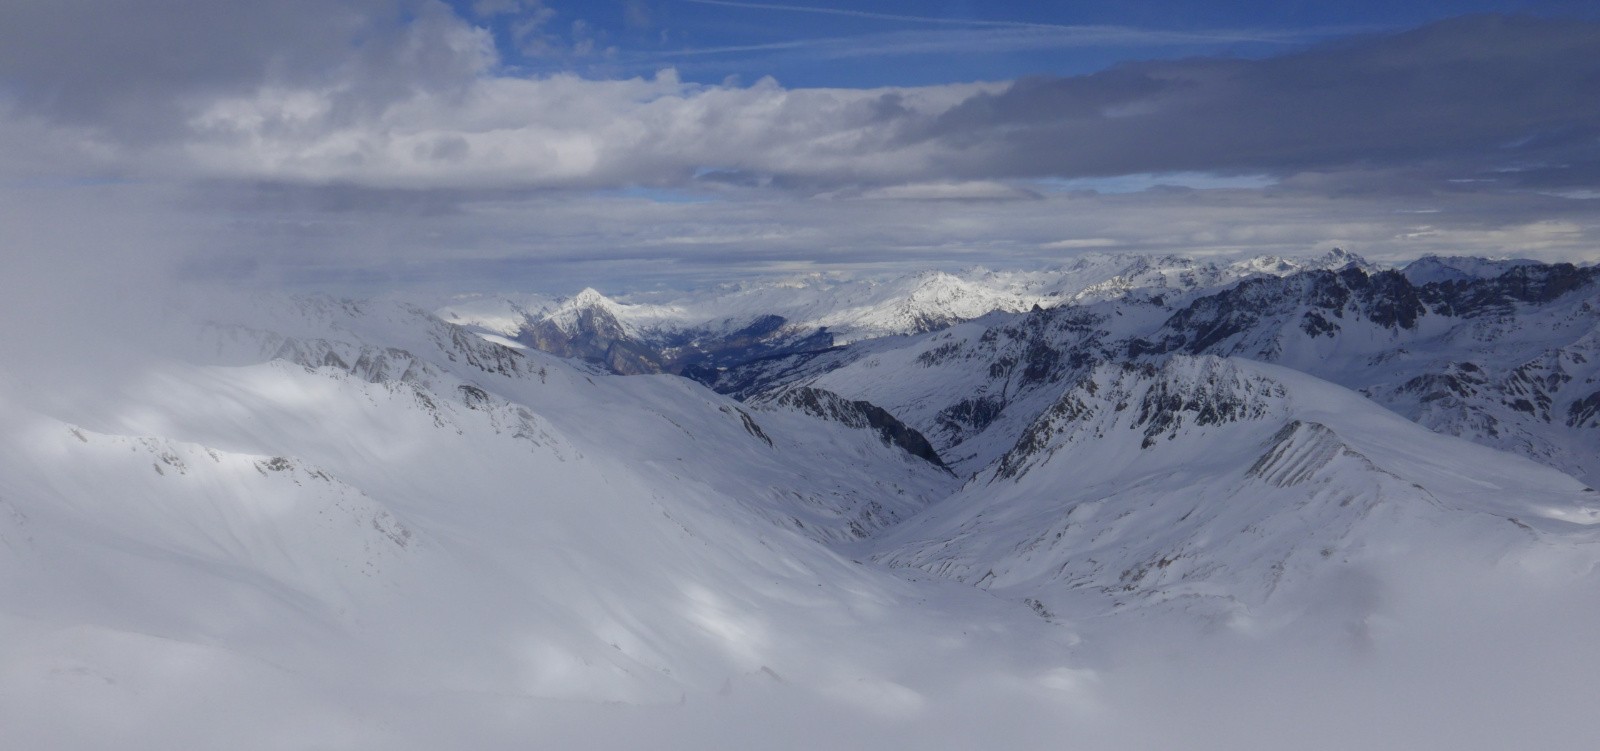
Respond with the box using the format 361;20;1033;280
682;0;1113;31
678;0;1362;44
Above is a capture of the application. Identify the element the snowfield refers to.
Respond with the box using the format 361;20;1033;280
3;256;1600;750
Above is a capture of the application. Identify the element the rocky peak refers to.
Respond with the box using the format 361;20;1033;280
995;357;1288;480
1142;265;1428;357
519;294;662;375
569;287;611;308
1401;255;1541;285
1419;262;1599;316
1310;246;1370;271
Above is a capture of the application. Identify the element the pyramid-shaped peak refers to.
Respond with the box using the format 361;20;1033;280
1312;246;1370;270
569;287;613;306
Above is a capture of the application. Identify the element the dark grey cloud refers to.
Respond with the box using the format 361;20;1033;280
1;6;1596;303
0;1;399;136
916;15;1600;187
8;8;1594;199
0;0;506;151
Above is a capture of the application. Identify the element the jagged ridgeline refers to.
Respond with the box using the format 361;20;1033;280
438;251;1600;623
454;253;1600;485
595;253;1596;485
446;251;1380;379
870;355;1597;618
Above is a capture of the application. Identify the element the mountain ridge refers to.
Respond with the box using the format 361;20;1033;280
5;251;1600;747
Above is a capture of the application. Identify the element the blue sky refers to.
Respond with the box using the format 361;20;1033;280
458;0;1600;86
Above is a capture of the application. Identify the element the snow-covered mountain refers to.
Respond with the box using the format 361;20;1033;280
1399;254;1541;285
4;294;1052;745
450;250;1373;378
6;252;1600;749
706;255;1600;483
436;291;558;337
872;357;1598;625
1132;261;1600;481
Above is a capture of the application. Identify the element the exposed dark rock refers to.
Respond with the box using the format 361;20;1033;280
520;301;837;378
936;395;1008;441
1419;263;1599;317
457;384;491;409
1147;267;1432;357
721;405;774;447
769;387;950;471
915;341;964;367
995;360;1284;479
521;303;664;375
1569;391;1600;428
1133;370;1277;448
993;391;1093;481
1391;363;1488;404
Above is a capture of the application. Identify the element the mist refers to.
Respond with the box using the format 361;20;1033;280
0;183;187;394
4;540;1594;750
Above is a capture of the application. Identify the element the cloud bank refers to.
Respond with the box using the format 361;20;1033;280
5;10;1594;191
0;3;1596;293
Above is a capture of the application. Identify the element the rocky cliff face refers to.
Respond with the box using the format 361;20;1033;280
994;357;1288;481
520;295;665;375
518;293;837;377
758;386;951;471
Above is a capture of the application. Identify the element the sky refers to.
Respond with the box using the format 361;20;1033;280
2;0;1600;298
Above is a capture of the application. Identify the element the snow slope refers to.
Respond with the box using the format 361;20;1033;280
2;297;1085;747
6;271;1600;750
435;292;557;336
871;356;1600;625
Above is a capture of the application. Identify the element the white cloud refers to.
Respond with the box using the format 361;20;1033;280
1040;238;1121;250
839;181;1041;201
173;64;993;190
7;9;1597;210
